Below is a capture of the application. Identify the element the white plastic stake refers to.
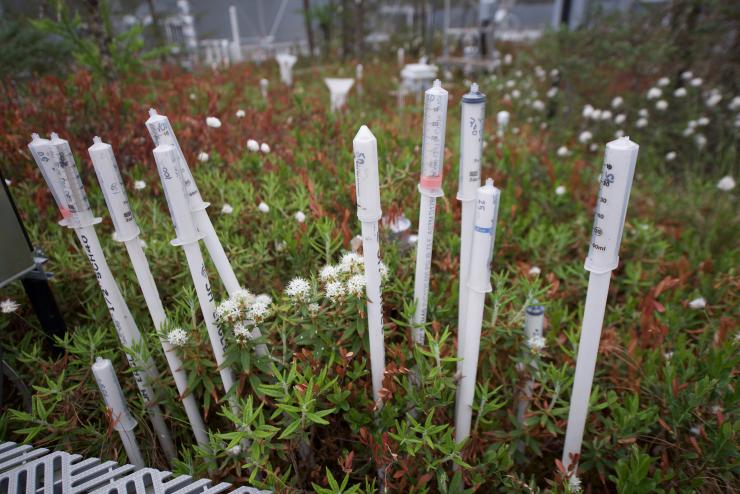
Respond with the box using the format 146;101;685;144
397;47;405;68
456;83;485;370
516;304;545;425
562;136;639;474
228;5;243;63
355;64;364;96
88;137;210;450
412;79;448;345
29;134;177;463
276;53;297;86
455;178;501;444
324;78;355;113
153;139;241;416
92;357;146;468
352;125;385;407
260;78;269;101
145;109;241;296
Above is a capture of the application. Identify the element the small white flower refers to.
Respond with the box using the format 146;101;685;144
547;87;558;98
655;100;668;111
589;143;598;152
717;176;736;191
531;99;545;111
294;211;306;223
232;289;255;310
216;299;240;323
638;108;649;118
682;126;694;137
5;179;11;186
308;303;320;316
705;92;722;107
635;117;648;128
285;277;311;302
611;96;623;109
614;129;625;138
688;297;706;309
225;445;241;456
690;425;701;436
511;89;521;99
578;131;592;144
198;151;209;162
728;96;740;111
663;351;674;361
408;234;418;245
710;404;723;414
528;266;541;275
221;203;233;214
646;87;662;100
556;146;569;157
550;68;559;78
233;322;253;342
247;139;260;152
339;252;364;274
235;109;246;118
346;274;366;296
275;240;286;252
139;238;147;249
496;110;510;128
657;77;670;87
528;335;546;353
167;328;189;347
503;53;513;65
697;116;710;126
505;79;516;88
681;71;693;80
614;113;626;125
189;93;196;100
1;299;20;313
694;134;707;149
260;143;271;154
555;185;566;196
205;116;222;128
665;151;676;161
568;475;582;493
379;261;389;281
247;301;271;323
254;294;272;305
582;104;594;119
324;280;346;302
258;201;270;213
690;77;702;87
319;264;339;282
133;180;146;190
600;110;612;121
674;87;687;98
591;109;602;120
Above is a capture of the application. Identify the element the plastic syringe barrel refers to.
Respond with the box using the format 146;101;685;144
28;134;69;219
353;125;382;222
49;133;97;228
524;304;545;342
88;137;141;242
467;179;501;293
584;137;639;274
152;140;201;245
145;109;205;208
418;79;448;196
92;357;137;432
457;83;485;201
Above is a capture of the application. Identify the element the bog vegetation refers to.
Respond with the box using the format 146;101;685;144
0;2;737;492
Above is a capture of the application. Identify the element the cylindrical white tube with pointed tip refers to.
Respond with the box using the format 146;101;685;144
413;79;448;345
562;137;639;474
92;357;145;468
516;304;545;425
455;178;500;444
153;140;240;416
352;125;385;407
145;109;242;297
89;137;210;450
28;134;69;221
456;83;485;372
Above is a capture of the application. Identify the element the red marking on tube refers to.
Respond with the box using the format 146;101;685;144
420;176;443;189
61;208;71;218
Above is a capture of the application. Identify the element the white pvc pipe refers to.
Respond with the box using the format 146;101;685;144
228;5;243;63
92;357;146;468
352;125;385;407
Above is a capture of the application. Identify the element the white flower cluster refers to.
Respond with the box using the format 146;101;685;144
317;253;389;303
215;288;273;342
285;277;312;303
166;328;189;347
528;335;546;354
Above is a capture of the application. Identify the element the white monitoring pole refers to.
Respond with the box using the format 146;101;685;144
352;125;386;408
260;78;269;101
146;109;268;357
516;304;545;425
88;136;209;450
228;5;243;63
562;136;639;474
456;83;485;373
29;133;177;463
153;138;240;416
324;78;355;113
276;53;297;86
412;79;448;345
455;178;501;444
92;357;145;468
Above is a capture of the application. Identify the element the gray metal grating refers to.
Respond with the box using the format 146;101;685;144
0;442;269;494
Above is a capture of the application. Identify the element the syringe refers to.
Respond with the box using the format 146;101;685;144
561;136;639;475
28;134;69;221
352;125;386;408
454;178;501;444
456;82;485;371
412;79;448;345
145;109;242;298
29;133;177;463
89;136;209;450
92;357;145;468
516;304;545;426
153;137;242;419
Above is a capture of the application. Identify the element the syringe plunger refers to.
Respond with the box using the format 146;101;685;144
50;133;95;227
28;134;68;218
153;142;199;245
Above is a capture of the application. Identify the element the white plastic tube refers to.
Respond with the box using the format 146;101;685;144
412;80;448;345
92;357;146;468
88;137;210;450
516;304;545;425
145;109;241;296
456;83;485;370
352;125;385;407
260;78;269;101
455;178;500;444
228;5;243;63
276;53;297;86
30;134;177;463
562;137;639;473
153;140;240;415
324;78;355;112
